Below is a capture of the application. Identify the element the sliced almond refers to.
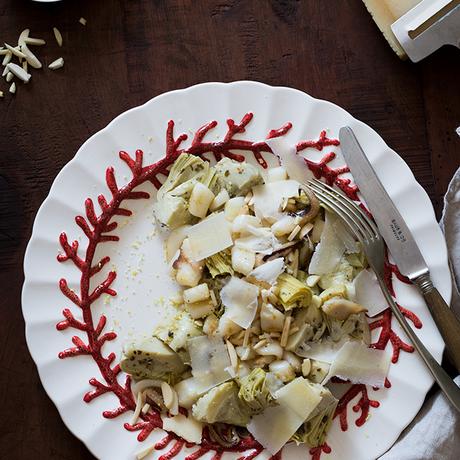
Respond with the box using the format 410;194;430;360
22;45;42;69
9;82;16;94
2;52;12;66
225;339;239;371
280;315;292;347
18;29;30;46
4;43;26;59
161;381;178;415
53;27;63;47
7;63;31;83
24;37;46;46
48;57;64;70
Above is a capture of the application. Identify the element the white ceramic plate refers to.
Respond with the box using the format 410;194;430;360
22;81;450;460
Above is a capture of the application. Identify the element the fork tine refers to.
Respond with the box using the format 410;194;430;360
307;182;366;243
310;178;380;237
308;179;379;240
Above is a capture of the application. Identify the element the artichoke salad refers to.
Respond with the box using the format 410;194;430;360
121;153;391;455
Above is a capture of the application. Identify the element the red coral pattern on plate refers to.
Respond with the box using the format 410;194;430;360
56;113;420;459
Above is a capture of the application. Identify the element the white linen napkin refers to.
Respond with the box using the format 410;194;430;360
380;166;460;459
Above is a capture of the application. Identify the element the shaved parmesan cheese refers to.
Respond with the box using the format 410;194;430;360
275;377;322;419
161;414;203;443
248;377;322;455
248;403;302;454
309;211;345;275
188;336;231;391
266;166;287;182
327;341;391;387
252;180;300;220
187;212;232;261
266;138;312;184
220;277;259;328
353;268;388;317
174;377;207;408
235;227;279;255
331;213;359;253
296;338;350;363
248;257;284;285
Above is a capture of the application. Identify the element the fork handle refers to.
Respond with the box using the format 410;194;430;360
413;273;460;373
375;275;460;413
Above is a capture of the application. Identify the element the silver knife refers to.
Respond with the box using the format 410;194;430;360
340;126;460;373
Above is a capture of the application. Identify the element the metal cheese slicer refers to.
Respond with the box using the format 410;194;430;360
391;0;460;62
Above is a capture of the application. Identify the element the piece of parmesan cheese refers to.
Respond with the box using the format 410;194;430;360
252;180;300;220
266;138;312;184
327;341;391;387
362;0;421;58
353;268;388;317
161;413;203;444
188;336;231;391
309;211;346;275
247;377;322;455
248;257;284;285
186;212;233;261
220;277;259;329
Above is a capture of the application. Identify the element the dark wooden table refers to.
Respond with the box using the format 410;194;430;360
1;0;459;458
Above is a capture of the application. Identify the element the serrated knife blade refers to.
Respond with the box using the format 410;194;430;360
339;126;429;280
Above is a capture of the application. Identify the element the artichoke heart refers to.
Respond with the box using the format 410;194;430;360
238;368;277;414
214;157;262;196
277;273;312;310
291;386;338;448
120;337;187;382
205;249;234;278
154;154;220;229
192;381;251;426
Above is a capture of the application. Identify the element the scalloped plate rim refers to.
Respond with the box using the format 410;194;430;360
22;81;451;460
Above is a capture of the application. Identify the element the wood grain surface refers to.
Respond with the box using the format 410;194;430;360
1;1;459;458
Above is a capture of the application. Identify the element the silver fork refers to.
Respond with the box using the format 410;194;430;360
307;178;460;412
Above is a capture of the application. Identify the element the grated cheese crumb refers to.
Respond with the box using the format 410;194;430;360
6;71;13;82
0;91;3;98
9;82;16;94
79;17;87;26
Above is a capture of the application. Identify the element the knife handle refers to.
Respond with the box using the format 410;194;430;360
414;273;460;373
